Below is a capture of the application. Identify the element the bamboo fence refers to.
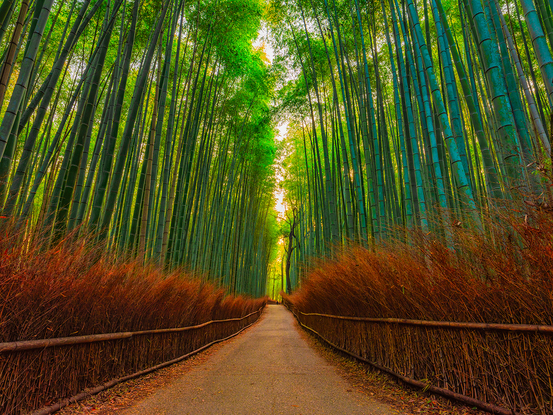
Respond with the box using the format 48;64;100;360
286;303;552;415
0;308;264;414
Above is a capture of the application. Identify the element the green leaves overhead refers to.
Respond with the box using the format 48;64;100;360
195;0;265;76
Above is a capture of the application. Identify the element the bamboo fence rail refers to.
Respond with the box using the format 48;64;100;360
0;310;262;353
296;312;553;334
0;307;264;415
286;303;552;415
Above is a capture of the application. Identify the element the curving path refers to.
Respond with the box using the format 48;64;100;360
122;304;395;415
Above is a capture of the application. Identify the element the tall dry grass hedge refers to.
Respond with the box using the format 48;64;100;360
287;209;553;325
0;228;266;413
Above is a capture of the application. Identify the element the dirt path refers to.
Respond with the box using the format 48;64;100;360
121;304;395;415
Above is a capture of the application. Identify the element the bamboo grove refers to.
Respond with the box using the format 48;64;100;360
269;0;553;290
0;0;279;296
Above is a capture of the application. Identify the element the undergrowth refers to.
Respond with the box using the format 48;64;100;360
0;227;266;342
286;206;553;325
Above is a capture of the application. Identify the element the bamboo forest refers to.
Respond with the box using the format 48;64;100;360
1;0;553;413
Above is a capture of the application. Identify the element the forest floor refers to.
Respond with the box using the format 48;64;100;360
59;305;484;415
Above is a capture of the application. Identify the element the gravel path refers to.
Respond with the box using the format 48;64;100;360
121;304;396;415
